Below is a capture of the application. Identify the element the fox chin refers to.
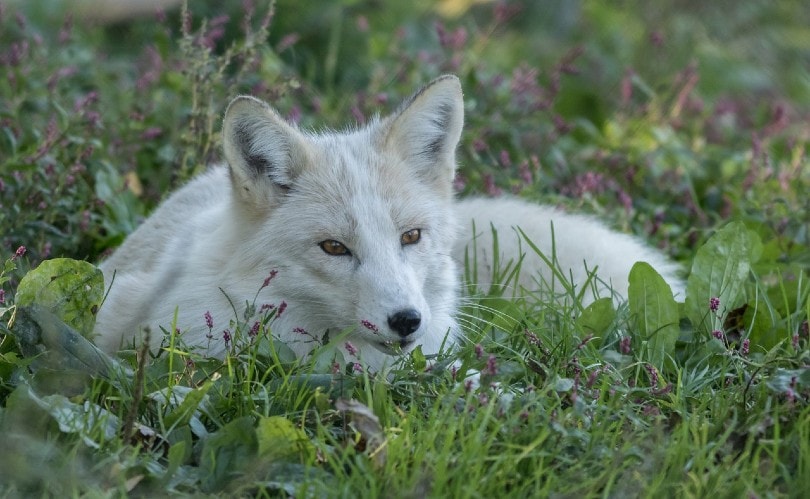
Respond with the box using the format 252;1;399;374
94;75;683;372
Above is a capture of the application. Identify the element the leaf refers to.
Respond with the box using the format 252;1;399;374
153;383;214;433
577;297;615;337
410;345;427;371
21;386;118;449
743;302;782;351
553;376;575;392
199;416;258;492
254;463;335;496
163;441;188;486
14;258;104;338
765;368;810;394
9;306;131;384
335;398;386;468
684;222;760;333
310;342;346;374
628;262;679;369
256;416;315;462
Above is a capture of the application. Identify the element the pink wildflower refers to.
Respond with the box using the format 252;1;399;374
619;336;631;355
261;269;279;288
360;320;379;334
485;354;497;376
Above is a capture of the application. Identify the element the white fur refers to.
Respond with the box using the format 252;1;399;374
455;197;684;302
94;75;683;371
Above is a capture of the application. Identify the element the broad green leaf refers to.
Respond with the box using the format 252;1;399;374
15;258;104;338
256;415;315;462
743;302;782;351
164;440;188;484
160;382;214;431
310;342;345;373
9;306;130;383
553;376;575;392
199;416;257;492
335;398;386;468
577;297;615;337
684;222;760;333
22;386;118;448
628;262;679;369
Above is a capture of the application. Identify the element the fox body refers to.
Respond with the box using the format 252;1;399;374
94;75;683;370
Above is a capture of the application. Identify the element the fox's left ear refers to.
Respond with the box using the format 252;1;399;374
382;75;464;194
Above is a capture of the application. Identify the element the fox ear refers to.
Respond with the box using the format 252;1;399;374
222;95;310;208
383;75;464;193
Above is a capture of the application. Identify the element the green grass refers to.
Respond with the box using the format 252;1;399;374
1;0;809;496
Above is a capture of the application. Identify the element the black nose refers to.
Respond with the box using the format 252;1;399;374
388;309;421;337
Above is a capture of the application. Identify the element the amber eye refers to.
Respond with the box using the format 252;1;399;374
400;229;421;246
319;240;351;256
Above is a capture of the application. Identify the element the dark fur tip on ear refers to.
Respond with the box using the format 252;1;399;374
222;95;307;205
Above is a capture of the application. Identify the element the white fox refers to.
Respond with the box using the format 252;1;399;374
94;75;683;371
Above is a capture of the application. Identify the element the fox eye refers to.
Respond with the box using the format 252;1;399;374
400;229;421;246
319;240;351;256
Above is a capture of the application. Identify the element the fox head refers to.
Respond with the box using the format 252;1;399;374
220;76;464;361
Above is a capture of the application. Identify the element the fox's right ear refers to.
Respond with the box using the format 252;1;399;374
222;96;310;209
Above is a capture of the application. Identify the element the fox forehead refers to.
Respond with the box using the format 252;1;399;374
290;132;438;224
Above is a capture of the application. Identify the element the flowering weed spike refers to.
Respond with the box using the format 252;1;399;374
361;320;379;334
619;336;632;355
485;354;497;376
645;364;660;388
261;269;279;288
524;329;540;346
